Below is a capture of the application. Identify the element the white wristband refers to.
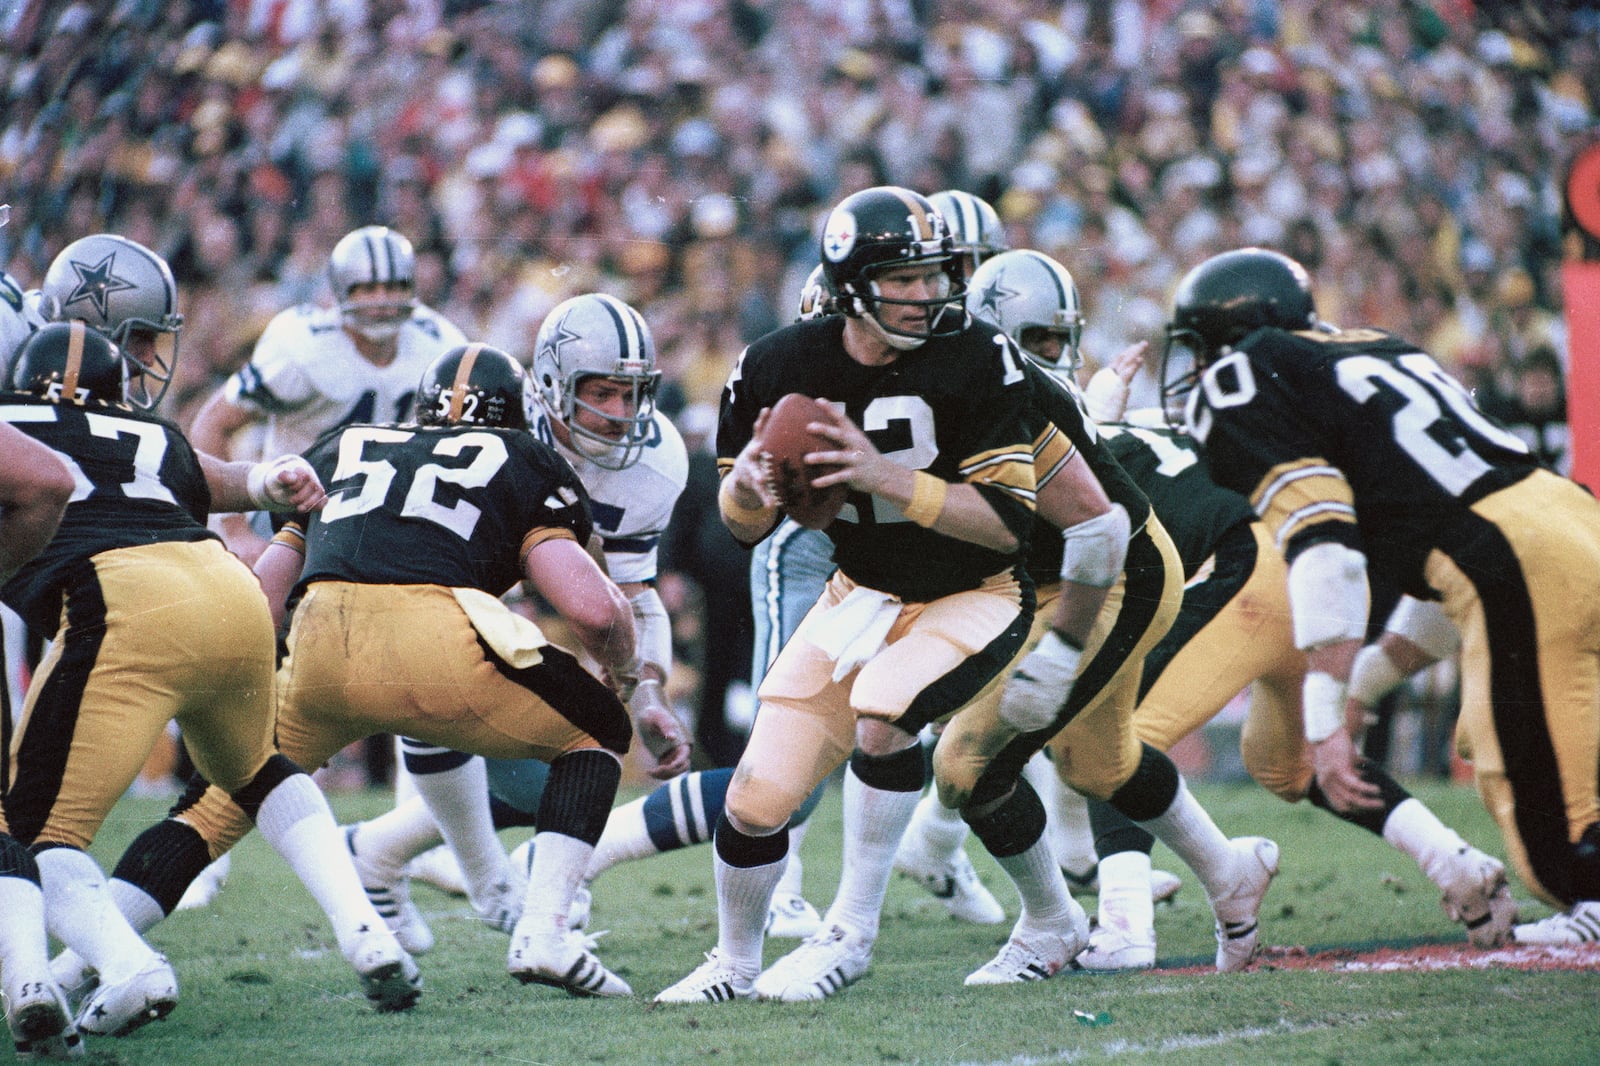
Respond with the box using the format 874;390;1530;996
1302;670;1346;744
245;461;273;510
1346;644;1406;708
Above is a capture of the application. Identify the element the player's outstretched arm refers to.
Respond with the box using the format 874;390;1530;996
525;537;639;697
200;452;326;515
0;422;72;580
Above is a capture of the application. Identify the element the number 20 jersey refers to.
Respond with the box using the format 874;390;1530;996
1186;327;1538;598
293;422;595;600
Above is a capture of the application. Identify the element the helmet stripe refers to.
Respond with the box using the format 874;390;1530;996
362;231;381;283
1021;250;1070;309
382;231;398;282
62;320;85;399
887;187;933;241
450;343;484;422
949;192;978;241
594;293;645;364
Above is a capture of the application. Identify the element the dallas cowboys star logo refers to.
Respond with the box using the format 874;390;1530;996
540;308;581;365
62;253;137;319
974;277;1019;323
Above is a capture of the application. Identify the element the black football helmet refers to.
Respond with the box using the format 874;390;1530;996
819;186;965;349
10;320;131;406
1159;247;1316;422
416;343;532;430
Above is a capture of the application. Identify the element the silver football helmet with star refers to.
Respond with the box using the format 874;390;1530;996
533;292;661;470
40;233;182;409
966;249;1084;374
328;225;417;343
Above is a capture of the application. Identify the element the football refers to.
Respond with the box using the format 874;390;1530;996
757;393;848;529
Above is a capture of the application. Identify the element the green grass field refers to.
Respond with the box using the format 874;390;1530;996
71;778;1597;1065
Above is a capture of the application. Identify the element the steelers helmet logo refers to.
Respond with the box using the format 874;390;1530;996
62;253;138;320
822;208;857;263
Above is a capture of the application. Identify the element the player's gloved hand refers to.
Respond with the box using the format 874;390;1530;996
630;679;692;779
998;630;1082;733
247;455;325;513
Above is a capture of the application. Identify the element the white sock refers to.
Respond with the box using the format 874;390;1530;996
109;878;165;933
1039;769;1098;877
393;738;417;801
993;837;1079;931
513;832;590;950
410;756;510;912
714;849;783;976
37;847;156;985
1382;798;1470;887
1139;779;1235;895
905;789;968;862
0;873;52;1000
774;819;810;896
822;766;921;943
254;772;386;957
353;797;444;880
1096;851;1155;936
585;798;654;881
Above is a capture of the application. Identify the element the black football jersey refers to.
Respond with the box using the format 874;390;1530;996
719;315;1036;601
295;422;595;598
0;393;215;633
1187;327;1538;596
1101;424;1256;580
1020;363;1152;584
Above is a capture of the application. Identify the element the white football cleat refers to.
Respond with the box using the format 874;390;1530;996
74;955;178;1037
753;924;872;1002
508;931;631;997
345;827;434;956
1075;921;1156;971
964;908;1089;986
408;844;469;897
1513;900;1600;945
346;928;422;1013
5;979;83;1060
766;891;822;939
1208;837;1279;973
653;949;755;1004
892;840;1005;925
1436;846;1516;947
472;874;525;936
1063;863;1182;904
174;853;231;912
45;954;95;1019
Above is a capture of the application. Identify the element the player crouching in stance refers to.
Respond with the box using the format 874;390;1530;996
87;344;644;998
2;321;420;1048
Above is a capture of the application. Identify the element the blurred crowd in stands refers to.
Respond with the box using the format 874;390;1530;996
2;0;1592;770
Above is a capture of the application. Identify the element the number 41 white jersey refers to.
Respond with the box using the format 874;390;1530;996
225;301;466;458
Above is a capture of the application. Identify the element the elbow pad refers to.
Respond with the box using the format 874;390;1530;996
1285;541;1369;650
629;586;673;681
1059;504;1130;588
1384;595;1460;661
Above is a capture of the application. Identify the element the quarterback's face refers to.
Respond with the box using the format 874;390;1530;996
872;262;950;330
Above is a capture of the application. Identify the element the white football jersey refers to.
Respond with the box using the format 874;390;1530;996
224;301;466;458
0;272;46;364
534;408;688;584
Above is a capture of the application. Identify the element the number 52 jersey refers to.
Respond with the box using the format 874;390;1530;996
291;421;596;601
1185;327;1539;597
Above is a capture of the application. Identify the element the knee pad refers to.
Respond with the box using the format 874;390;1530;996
1106;743;1180;822
0;833;40;882
713;810;789;869
229;753;302;822
849;743;926;793
1087;796;1154;858
109;819;215;916
534;749;621;845
963;777;1047;859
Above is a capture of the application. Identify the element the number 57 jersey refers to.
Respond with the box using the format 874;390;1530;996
1185;327;1540;598
292;421;596;599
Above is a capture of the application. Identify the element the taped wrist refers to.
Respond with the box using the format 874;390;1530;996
904;471;947;528
1059;504;1130;587
629;586;673;680
1302;671;1346;743
719;474;775;525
